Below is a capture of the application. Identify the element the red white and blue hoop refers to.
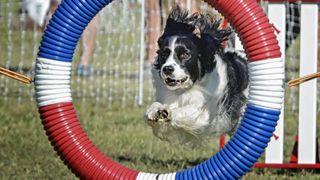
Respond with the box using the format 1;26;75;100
34;0;284;179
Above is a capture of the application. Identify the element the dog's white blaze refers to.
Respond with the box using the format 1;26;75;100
166;36;177;65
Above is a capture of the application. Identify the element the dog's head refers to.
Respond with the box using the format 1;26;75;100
154;6;232;90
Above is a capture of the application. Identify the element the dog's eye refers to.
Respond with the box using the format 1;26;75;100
157;49;170;60
178;52;191;60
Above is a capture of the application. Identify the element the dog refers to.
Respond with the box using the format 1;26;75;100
144;6;249;145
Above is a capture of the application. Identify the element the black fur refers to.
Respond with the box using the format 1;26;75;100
155;6;233;82
162;5;198;36
198;14;233;77
219;51;249;125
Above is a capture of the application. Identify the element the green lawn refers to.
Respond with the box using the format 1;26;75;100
1;1;320;179
0;96;320;179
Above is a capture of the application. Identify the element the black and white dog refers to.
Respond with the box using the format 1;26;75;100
145;6;249;145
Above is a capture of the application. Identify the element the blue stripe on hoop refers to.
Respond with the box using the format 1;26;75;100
176;103;281;179
247;104;281;115
38;0;113;62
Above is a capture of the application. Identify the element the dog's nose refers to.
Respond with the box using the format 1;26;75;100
163;65;174;75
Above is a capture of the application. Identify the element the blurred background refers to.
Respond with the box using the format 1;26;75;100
0;0;319;179
0;0;227;107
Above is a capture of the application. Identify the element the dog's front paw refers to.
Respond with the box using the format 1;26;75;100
145;102;171;124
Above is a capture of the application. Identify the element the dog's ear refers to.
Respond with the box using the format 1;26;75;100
198;14;232;53
163;5;198;36
198;15;232;75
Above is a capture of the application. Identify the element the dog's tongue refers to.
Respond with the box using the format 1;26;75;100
166;78;179;86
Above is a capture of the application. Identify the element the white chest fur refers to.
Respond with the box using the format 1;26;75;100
145;57;234;145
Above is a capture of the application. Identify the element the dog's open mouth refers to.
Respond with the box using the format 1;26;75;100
164;77;188;86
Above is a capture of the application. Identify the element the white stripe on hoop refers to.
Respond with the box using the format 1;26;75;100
248;99;283;110
249;68;284;75
136;172;176;180
36;62;72;71
37;97;73;107
250;80;283;86
249;90;283;98
248;58;284;110
34;80;70;85
35;69;71;75
250;85;284;92
249;95;283;104
35;74;71;80
37;57;73;67
249;61;283;71
248;57;282;66
35;57;72;107
36;93;72;102
35;85;70;90
249;74;284;81
36;89;71;96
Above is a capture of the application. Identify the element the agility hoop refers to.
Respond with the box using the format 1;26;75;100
34;0;284;179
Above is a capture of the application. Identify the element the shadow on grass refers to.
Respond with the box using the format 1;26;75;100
116;154;207;169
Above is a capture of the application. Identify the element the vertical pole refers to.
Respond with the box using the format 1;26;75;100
138;0;146;106
265;2;286;164
187;0;191;11
3;1;13;104
298;3;318;164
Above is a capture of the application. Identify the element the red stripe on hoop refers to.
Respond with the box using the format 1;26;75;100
205;0;281;61
265;0;320;2
38;103;139;179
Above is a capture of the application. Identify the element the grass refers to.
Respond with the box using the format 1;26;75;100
0;99;215;179
0;1;320;179
0;100;74;179
0;99;320;179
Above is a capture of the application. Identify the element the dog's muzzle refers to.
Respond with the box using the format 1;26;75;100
162;65;174;75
